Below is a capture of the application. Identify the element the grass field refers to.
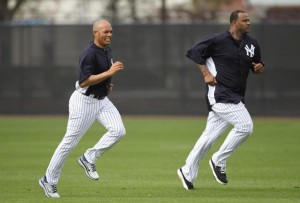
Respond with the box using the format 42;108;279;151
0;116;299;203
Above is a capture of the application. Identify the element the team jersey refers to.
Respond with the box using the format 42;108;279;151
75;42;113;98
186;31;264;110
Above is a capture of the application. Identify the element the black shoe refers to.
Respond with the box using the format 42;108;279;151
177;168;194;190
209;159;228;185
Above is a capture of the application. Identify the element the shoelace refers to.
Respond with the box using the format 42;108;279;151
45;183;58;193
86;161;96;172
51;184;58;193
217;166;226;174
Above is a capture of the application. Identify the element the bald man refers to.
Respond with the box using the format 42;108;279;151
39;20;126;198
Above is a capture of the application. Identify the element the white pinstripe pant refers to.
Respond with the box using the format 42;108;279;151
181;102;253;183
45;91;126;184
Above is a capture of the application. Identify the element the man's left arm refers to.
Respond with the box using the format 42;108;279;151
252;42;265;74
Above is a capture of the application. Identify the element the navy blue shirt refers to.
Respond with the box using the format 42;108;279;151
186;31;264;110
77;42;113;97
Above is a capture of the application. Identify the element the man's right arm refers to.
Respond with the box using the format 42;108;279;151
197;64;217;86
80;61;124;88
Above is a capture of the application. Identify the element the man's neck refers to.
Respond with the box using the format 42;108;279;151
93;40;106;49
229;29;244;40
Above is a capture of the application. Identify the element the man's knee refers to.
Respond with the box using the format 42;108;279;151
111;125;126;138
237;121;253;135
118;126;126;138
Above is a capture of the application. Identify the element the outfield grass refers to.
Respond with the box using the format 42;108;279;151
0;116;299;203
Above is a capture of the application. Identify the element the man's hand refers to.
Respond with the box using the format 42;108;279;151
203;70;217;86
252;62;264;74
108;61;124;76
108;83;113;93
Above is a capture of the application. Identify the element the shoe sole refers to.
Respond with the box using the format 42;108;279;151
209;160;227;185
177;169;190;190
77;158;99;180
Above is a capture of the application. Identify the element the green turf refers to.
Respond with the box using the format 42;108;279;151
0;116;299;203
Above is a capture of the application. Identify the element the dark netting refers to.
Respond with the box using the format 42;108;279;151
0;23;299;116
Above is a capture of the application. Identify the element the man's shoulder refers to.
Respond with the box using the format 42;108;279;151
79;43;96;59
197;31;228;44
205;31;230;42
82;42;95;53
214;31;230;39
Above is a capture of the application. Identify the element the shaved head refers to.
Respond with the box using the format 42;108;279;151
93;20;111;32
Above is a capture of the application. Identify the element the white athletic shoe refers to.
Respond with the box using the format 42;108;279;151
77;155;99;180
39;176;60;198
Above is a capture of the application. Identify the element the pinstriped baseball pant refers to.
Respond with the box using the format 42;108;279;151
45;91;126;184
181;102;253;183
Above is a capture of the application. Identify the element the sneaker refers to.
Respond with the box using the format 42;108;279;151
177;168;194;190
39;176;60;198
209;159;228;185
77;155;99;180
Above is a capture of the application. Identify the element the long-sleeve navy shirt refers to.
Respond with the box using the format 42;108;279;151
186;31;264;110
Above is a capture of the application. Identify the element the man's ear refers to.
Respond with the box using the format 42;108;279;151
232;20;237;26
